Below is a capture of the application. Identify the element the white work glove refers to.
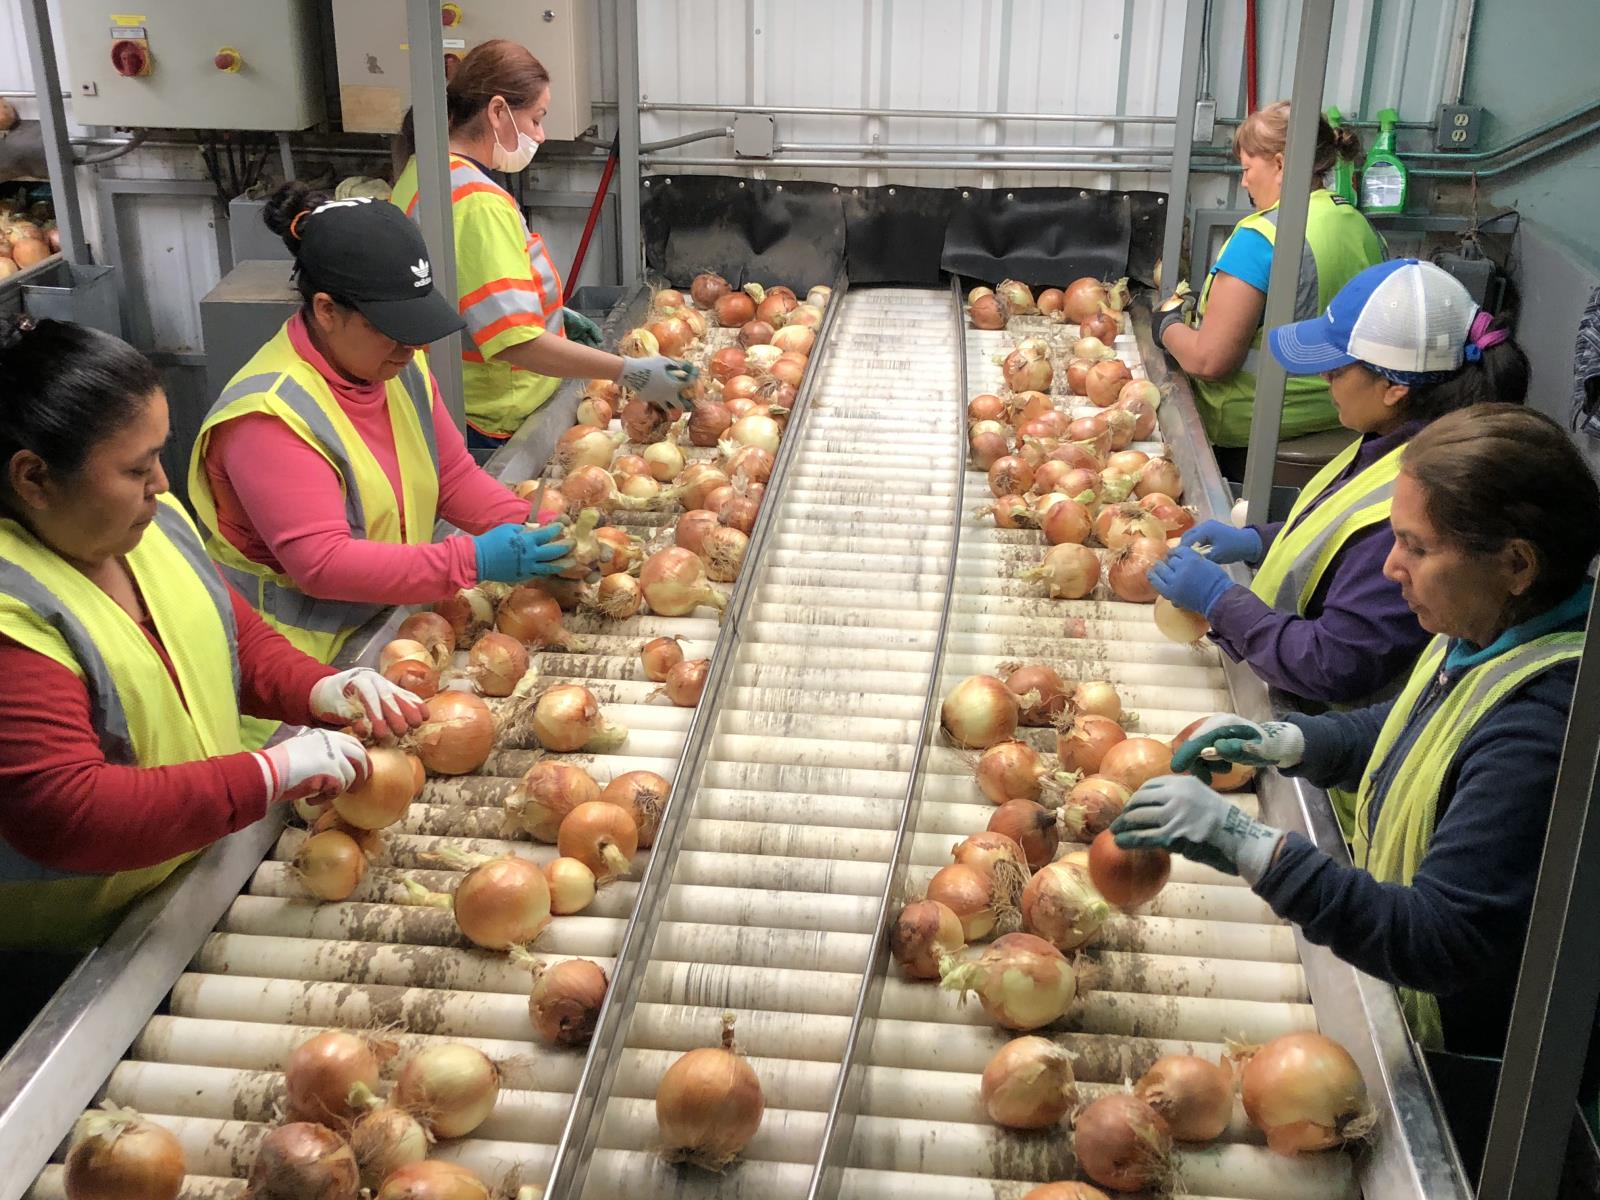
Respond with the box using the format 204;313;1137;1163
310;668;428;741
254;730;370;805
619;356;699;413
1171;714;1306;785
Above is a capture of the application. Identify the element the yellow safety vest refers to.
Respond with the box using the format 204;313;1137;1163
1192;190;1385;447
393;154;568;438
0;495;244;950
187;322;441;665
1353;631;1586;1050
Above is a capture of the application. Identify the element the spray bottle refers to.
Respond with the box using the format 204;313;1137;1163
1324;107;1358;204
1360;107;1409;215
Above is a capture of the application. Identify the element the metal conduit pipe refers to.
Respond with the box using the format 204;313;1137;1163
640;100;1173;124
639;126;732;152
641;156;1174;172
775;142;1177;157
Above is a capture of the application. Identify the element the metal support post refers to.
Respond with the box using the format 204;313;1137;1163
1161;0;1207;291
19;0;89;264
1239;0;1335;523
406;0;464;433
616;0;643;287
1478;582;1600;1198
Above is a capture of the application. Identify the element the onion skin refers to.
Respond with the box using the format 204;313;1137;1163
1072;1093;1173;1192
529;958;609;1046
468;631;528;697
245;1122;359;1200
890;899;966;980
285;1030;381;1126
1238;1032;1374;1155
65;1108;186;1200
1135;1054;1235;1142
981;1036;1078;1129
656;1015;765;1170
1088;828;1171;908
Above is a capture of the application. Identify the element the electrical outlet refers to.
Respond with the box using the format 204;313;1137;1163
1193;98;1217;143
1436;104;1484;151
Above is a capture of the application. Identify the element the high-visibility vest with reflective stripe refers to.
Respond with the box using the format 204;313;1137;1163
0;495;244;950
1353;630;1586;1050
393;154;567;438
188;322;441;663
1191;190;1385;447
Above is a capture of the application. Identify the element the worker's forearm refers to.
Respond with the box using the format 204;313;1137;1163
1161;323;1240;380
498;336;624;382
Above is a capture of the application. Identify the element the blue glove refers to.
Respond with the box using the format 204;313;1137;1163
561;307;604;347
619;356;699;413
473;522;571;583
1170;714;1306;784
1179;519;1263;565
1148;546;1235;617
1111;775;1285;883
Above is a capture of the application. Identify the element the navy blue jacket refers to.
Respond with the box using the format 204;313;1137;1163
1253;602;1586;1057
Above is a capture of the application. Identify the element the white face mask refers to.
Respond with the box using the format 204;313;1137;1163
490;102;539;173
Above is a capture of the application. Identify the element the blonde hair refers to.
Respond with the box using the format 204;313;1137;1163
1232;101;1363;180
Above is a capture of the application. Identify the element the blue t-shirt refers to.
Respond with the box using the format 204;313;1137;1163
1211;226;1274;294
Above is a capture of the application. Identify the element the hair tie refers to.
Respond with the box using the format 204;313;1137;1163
0;314;37;356
1467;309;1511;358
288;209;312;242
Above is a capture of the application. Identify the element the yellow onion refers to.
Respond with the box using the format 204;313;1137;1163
409;692;496;775
558;800;638;880
64;1106;185;1200
1135;1054;1236;1142
981;1036;1078;1129
889;899;966;980
600;770;669;847
938;932;1077;1030
530;684;625;753
1238;1032;1374;1155
544;856;597;914
940;675;1019;749
1020;861;1111;952
244;1122;358;1200
393;1044;499;1139
528;958;609;1046
656;1013;765;1169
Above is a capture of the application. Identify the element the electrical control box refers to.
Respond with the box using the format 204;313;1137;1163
56;1;325;131
331;1;593;142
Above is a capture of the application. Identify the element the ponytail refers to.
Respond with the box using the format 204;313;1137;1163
1395;314;1530;423
260;181;356;311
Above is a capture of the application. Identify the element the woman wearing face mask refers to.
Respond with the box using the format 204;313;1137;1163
394;39;696;449
190;185;571;675
0;317;423;1018
1113;404;1598;1059
1153;101;1385;477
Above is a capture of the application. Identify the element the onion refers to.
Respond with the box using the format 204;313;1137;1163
807;285;832;308
394;1044;499;1139
1062;776;1131;837
621;398;671;444
926;863;1001;941
245;1122;358;1200
445;855;550;950
1154;596;1211;645
1238;1032;1374;1154
714;291;756;327
969;286;995;302
1089;828;1171;908
1063;277;1110;325
1022;543;1100;599
294;830;367;901
689;401;734;447
650;316;692;357
1072;1093;1173;1192
285;1031;381;1126
787;302;823;330
558;424;624;471
679;464;732;510
724;444;774;484
65;1106;185;1200
1071;680;1123;722
969;430;1010;470
722;376;763;403
968;393;1007;422
981;1036;1078;1129
756;290;798;326
1120;395;1159;441
973;741;1055;806
654;287;687;310
1170;716;1255;792
584;377;622;406
1139;492;1196;537
397;612;455;666
601;770;669;847
10;237;50;269
617;326;659;358
1080;307;1120;343
592;572;644;619
1137;457;1184;500
656;1013;765;1169
939;932;1076;1030
952;831;1032;914
701;526;748;583
1086;360;1134;407
996;279;1037;313
374;1161;489;1200
467;631;528;698
661;657;710;707
983;494;1033;530
691;272;731;307
674;509;722;556
1098;737;1172;793
640;636;686;682
545;857;597;914
1097;503;1167;551
1109;537;1168;603
527;576;583;611
987;455;1034;498
768;354;805;387
969;294;1009;329
311;809;383;859
709;345;747;382
528;958;608;1046
594;527;642;576
1021;1187;1113;1200
559;800;639;880
530;683;624;753
728;413;781;453
1003;349;1053;393
738;318;775;347
1106;450;1149;476
744;343;783;372
1021;860;1111;951
1065;358;1093;395
332;747;416;832
1039;498;1093;546
719;494;759;534
348;1104;429;1191
1037;288;1066;320
771;324;814;355
409;691;495;775
1000;664;1070;727
941;675;1020;749
640;547;727;615
890;899;966;980
434;587;494;644
1136;1055;1235;1142
383;657;439;699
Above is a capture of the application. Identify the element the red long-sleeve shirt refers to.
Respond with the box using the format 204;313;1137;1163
0;585;334;875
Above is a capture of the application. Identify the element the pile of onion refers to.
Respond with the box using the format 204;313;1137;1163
1072;1093;1173;1192
558;800;638;881
1237;1032;1374;1154
939;932;1077;1030
890;899;966;979
1134;1054;1235;1142
941;675;1019;749
285;1030;381;1125
409;691;496;775
981;1036;1078;1129
1020;860;1111;952
394;1044;500;1139
640;548;727;615
244;1122;359;1200
656;1012;765;1170
1088;829;1171;908
528;958;609;1047
65;1105;186;1200
527;684;625;753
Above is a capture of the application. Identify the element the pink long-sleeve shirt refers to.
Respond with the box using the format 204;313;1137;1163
204;314;531;605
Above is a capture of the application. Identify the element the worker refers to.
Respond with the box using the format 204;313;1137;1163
1112;404;1598;1056
393;38;696;449
1148;260;1528;702
1154;101;1385;478
190;186;578;670
0;316;423;1033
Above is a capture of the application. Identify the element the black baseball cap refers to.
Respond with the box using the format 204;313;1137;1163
294;197;467;346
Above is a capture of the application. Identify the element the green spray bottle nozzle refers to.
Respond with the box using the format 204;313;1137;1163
1325;107;1357;205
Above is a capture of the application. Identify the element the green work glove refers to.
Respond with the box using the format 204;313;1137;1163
1171;714;1305;785
561;307;604;347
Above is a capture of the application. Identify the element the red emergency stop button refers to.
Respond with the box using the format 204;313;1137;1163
441;3;463;26
214;47;243;73
443;52;464;81
110;40;152;78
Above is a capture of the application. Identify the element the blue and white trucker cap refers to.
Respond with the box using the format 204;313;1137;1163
1267;258;1479;383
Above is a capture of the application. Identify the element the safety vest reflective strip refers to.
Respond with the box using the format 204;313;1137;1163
1249;440;1407;612
0;496;244;947
1352;630;1586;1047
187;324;441;661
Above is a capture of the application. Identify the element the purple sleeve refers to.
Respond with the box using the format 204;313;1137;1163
1204;525;1429;704
1252;521;1286;554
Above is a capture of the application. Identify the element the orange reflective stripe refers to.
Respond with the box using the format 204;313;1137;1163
527;236;563;315
459;276;543;311
475;311;545;345
451;180;520;210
